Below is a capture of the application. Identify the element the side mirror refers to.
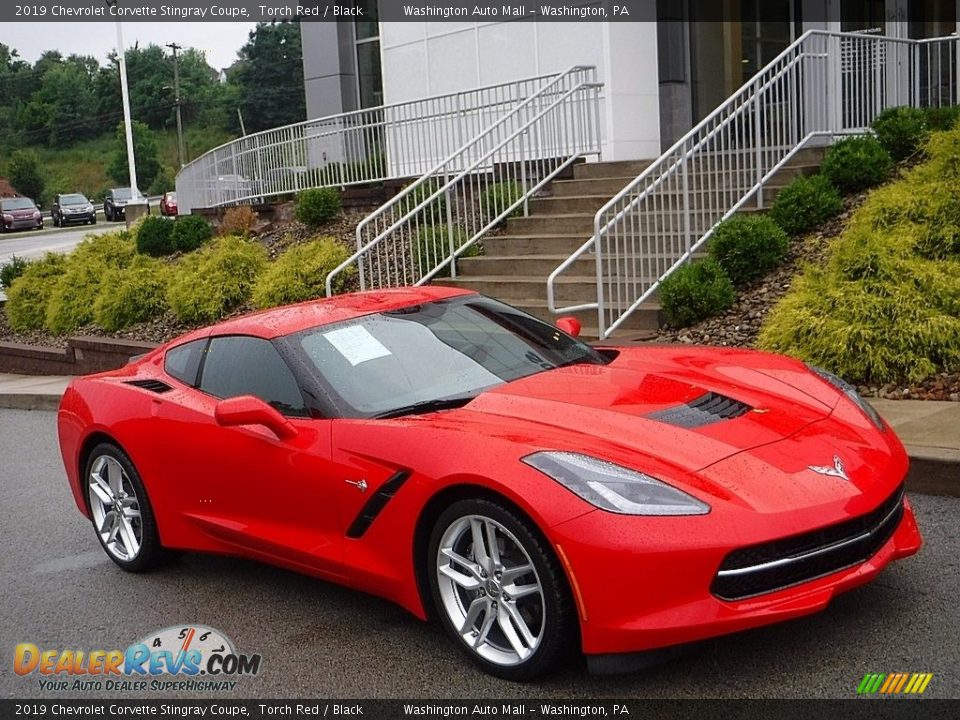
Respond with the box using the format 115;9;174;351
214;395;298;440
555;316;581;338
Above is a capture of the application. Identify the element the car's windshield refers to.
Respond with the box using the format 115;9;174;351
113;188;133;200
166;192;177;201
1;198;36;210
283;296;607;418
61;194;88;205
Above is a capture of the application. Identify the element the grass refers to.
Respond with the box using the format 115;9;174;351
0;126;236;206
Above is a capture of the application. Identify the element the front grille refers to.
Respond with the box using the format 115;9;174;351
647;392;751;428
712;485;905;601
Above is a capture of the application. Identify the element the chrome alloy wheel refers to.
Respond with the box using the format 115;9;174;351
436;515;545;666
87;455;143;562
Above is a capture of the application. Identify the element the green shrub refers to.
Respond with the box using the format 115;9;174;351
414;227;480;278
769;174;843;236
44;234;136;333
399;181;447;223
167;236;267;323
136;215;175;256
4;254;65;331
758;126;960;383
481;181;524;219
871;106;928;161
171;214;213;253
94;257;170;331
659;258;736;328
821;135;893;193
707;215;790;286
253;237;353;308
0;254;28;290
294;187;342;228
924;105;960;132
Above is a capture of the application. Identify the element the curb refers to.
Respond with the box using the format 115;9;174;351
0;394;61;411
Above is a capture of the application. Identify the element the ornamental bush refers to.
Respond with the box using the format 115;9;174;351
294;187;342;228
253;237;353;308
44;234;135;333
94;257;170;331
658;258;736;328
4;254;65;331
171;214;213;253
707;214;790;286
871;106;928;161
480;181;524;220
219;205;259;237
821;135;893;193
414;227;480;278
135;215;175;256
0;254;28;290
166;236;267;324
768;174;843;237
924;105;960;132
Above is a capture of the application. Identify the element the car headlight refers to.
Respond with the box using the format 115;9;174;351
807;364;884;430
522;451;710;516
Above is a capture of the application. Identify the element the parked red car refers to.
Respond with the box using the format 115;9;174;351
160;191;178;217
56;287;922;679
1;197;43;232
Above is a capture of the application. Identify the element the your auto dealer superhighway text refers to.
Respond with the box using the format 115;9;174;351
36;4;251;18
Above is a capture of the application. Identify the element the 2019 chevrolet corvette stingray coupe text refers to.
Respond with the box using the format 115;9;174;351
57;287;922;679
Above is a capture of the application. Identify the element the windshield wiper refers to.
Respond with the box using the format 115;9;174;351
371;395;477;420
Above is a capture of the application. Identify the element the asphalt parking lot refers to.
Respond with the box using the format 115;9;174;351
1;407;957;700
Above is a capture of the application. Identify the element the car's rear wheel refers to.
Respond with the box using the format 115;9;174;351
85;442;167;572
428;498;575;680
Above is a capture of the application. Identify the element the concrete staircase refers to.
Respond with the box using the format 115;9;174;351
438;147;825;339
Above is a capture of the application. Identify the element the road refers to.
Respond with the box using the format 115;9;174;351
0;408;957;700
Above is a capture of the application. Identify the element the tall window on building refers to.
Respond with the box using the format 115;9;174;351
355;0;382;108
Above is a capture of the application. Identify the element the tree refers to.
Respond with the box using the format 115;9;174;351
8;150;44;203
108;120;161;190
229;21;306;133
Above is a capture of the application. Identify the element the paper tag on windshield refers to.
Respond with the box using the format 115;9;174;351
323;325;391;366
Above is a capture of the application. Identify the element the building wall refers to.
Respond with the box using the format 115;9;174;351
378;21;662;161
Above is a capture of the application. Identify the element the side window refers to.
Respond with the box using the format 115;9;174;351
164;339;206;386
199;336;307;417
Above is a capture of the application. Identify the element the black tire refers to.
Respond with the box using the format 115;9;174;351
83;442;170;572
427;497;576;680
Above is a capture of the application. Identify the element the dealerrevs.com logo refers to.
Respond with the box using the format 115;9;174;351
14;625;262;692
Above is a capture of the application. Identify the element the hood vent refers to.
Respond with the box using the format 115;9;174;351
647;392;750;428
125;379;173;394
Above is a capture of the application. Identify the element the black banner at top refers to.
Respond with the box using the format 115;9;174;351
0;0;916;24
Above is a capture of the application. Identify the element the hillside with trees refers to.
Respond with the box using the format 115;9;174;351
0;20;306;206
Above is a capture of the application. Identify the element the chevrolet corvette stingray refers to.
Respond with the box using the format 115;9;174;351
57;287;922;679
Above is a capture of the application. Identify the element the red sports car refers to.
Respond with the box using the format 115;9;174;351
57;287;922;679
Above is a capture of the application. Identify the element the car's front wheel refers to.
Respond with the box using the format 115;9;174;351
428;498;575;680
85;442;167;572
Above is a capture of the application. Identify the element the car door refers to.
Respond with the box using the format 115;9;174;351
156;334;345;580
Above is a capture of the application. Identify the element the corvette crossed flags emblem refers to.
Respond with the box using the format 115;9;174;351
808;455;850;481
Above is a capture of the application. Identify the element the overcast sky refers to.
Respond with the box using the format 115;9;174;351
1;22;259;71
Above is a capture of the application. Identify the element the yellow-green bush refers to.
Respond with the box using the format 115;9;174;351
252;237;352;308
758;124;960;383
45;233;136;334
167;236;267;323
4;254;66;331
94;257;170;331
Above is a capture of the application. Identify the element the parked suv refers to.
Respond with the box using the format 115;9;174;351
104;187;147;221
0;197;43;232
52;193;96;227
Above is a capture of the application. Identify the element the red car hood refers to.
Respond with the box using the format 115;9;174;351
463;347;834;474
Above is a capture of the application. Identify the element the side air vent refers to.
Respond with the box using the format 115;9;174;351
124;379;173;394
647;392;750;428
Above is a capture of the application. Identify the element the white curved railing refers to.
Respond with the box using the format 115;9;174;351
548;30;959;338
175;71;582;215
325;66;602;294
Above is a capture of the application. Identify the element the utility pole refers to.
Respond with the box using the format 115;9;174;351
166;42;186;168
115;21;139;198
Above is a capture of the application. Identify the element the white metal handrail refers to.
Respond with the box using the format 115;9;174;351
548;30;959;338
325;66;602;295
175;71;580;214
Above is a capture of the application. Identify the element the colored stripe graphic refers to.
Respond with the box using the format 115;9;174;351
858;673;933;695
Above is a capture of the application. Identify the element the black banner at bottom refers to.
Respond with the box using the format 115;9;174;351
2;700;958;720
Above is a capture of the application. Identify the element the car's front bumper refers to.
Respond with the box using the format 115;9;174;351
4;217;42;230
552;491;921;658
61;211;94;223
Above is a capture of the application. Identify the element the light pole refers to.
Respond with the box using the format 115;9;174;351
113;17;139;198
